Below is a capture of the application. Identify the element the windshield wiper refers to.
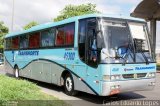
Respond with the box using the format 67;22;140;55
134;39;149;64
140;50;149;64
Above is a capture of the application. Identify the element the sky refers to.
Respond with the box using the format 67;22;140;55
0;0;160;50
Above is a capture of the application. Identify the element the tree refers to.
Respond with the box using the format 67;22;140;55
23;21;39;30
53;3;100;22
0;21;9;49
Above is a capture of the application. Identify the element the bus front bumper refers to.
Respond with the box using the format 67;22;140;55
101;78;155;96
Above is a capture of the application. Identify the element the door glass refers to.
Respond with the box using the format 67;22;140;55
87;19;98;67
78;20;86;62
78;18;98;68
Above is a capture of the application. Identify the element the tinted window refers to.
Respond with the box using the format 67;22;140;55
55;27;65;46
79;20;86;43
65;23;74;45
55;23;74;46
78;20;86;62
29;32;40;48
41;29;55;47
20;35;28;49
12;37;19;49
5;39;12;49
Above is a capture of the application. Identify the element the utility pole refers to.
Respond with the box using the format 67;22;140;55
11;0;15;32
150;19;157;60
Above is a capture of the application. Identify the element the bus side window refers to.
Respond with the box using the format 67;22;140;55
55;23;75;47
41;29;55;47
29;32;40;48
12;37;19;49
20;35;28;49
78;20;86;62
5;38;12;50
65;23;74;46
55;28;65;46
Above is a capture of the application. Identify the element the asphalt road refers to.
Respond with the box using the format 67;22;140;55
0;65;160;106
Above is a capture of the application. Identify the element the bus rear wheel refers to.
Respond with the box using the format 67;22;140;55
64;74;77;96
14;67;19;78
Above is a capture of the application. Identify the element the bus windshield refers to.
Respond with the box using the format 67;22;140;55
97;19;153;63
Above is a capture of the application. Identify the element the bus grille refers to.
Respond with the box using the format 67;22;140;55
122;73;147;79
122;74;134;79
137;73;147;78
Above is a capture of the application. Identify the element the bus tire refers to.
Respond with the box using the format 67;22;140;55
14;66;19;78
64;74;77;96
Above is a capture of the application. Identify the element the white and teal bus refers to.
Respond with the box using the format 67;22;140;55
4;14;156;96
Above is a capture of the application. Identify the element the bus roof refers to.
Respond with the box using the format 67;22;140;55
5;14;145;38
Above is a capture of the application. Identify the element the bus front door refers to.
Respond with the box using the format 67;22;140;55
86;19;100;94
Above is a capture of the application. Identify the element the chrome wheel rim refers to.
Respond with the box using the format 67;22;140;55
66;77;72;91
15;68;19;78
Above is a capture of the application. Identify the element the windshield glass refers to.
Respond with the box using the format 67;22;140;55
97;18;154;64
129;23;149;52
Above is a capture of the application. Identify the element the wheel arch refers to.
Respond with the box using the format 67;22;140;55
14;64;19;69
60;70;72;86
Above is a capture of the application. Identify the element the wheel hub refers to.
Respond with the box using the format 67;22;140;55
66;77;72;91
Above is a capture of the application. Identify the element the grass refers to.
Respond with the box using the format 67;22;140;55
0;75;69;106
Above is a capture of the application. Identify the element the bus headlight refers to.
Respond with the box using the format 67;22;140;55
115;75;120;80
103;75;110;80
103;75;121;81
111;75;121;80
147;72;156;78
110;85;120;90
111;76;115;80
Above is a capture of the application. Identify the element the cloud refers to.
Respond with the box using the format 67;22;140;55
157;22;160;35
1;0;119;31
0;0;63;31
156;21;160;49
0;0;160;51
0;2;10;16
115;0;142;5
115;0;142;14
0;0;158;36
97;5;122;15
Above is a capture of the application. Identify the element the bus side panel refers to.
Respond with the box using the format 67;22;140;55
31;62;44;82
4;51;15;75
19;60;65;85
72;74;95;95
50;61;65;85
73;65;87;92
19;65;31;78
43;62;52;83
4;57;14;75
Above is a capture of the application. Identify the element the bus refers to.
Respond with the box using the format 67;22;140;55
4;14;156;96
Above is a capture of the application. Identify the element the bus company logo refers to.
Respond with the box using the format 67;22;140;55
112;68;119;72
18;51;39;56
124;68;134;72
135;66;156;70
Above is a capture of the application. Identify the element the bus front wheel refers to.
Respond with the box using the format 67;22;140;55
14;67;19;78
64;74;77;96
